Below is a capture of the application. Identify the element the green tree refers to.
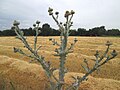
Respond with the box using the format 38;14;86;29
0;31;2;36
2;29;16;36
69;29;77;36
106;29;120;36
88;26;106;36
77;28;87;36
41;23;52;36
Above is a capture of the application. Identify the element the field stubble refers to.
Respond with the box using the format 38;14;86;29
0;36;120;90
0;36;120;80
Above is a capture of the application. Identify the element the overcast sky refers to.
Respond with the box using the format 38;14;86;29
0;0;120;30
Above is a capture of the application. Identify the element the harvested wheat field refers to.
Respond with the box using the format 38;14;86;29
0;36;120;90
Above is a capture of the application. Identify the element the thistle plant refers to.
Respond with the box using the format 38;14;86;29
48;7;77;89
12;20;55;89
11;8;117;90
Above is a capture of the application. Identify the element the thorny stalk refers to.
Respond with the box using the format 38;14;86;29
12;20;57;90
48;7;77;90
67;41;117;90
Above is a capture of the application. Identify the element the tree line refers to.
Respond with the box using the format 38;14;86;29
0;23;120;36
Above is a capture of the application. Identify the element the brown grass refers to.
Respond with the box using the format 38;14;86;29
0;55;48;90
0;36;120;89
0;55;120;90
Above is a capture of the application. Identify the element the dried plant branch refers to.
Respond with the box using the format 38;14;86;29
49;38;60;46
68;42;117;90
48;7;76;90
12;20;56;90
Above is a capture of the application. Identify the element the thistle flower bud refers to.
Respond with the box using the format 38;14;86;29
55;12;59;15
71;10;75;15
111;50;117;56
64;24;66;26
60;22;62;25
33;24;36;27
49;38;52;41
106;41;112;46
13;20;20;26
38;27;41;30
71;22;73;24
48;7;53;12
74;38;78;42
64;11;70;17
13;47;18;53
49;12;53;15
36;20;40;24
94;50;99;57
48;7;53;15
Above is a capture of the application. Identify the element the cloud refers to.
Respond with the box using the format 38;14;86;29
0;0;120;30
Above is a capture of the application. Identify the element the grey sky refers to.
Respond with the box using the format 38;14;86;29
0;0;120;30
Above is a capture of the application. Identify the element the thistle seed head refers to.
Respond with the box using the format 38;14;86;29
74;38;78;42
71;22;73;24
71;10;75;15
48;7;53;15
64;11;70;17
36;20;40;24
106;41;112;46
48;7;53;12
13;47;18;53
49;12;53;15
13;20;20;26
33;24;36;27
94;50;99;57
111;50;117;56
60;22;62;25
55;12;59;15
38;27;41;30
49;38;52;41
64;24;66;26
